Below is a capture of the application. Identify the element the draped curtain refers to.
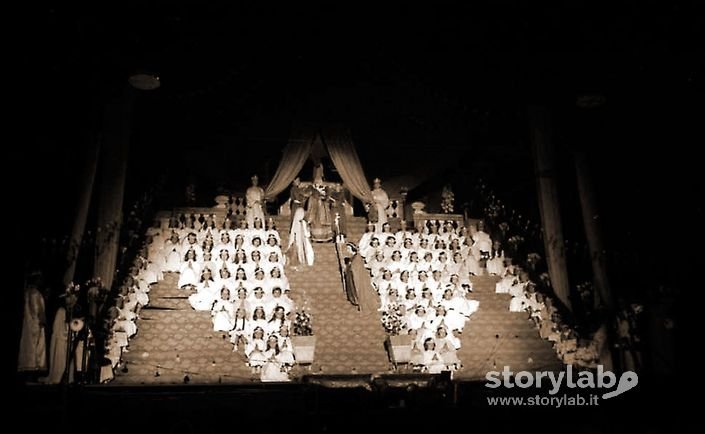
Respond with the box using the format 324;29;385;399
264;129;315;200
324;127;374;203
94;88;134;290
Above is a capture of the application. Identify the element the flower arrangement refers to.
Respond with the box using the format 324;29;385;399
293;307;313;336
441;185;455;213
381;305;403;336
64;282;80;310
527;252;542;266
507;235;525;245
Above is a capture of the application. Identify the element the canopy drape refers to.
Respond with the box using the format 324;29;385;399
264;126;373;204
322;127;373;203
263;130;314;200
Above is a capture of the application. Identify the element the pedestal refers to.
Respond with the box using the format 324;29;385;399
214;195;229;209
387;335;412;368
291;335;316;365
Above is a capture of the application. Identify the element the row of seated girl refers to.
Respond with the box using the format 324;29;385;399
210;289;296;375
153;231;286;284
410;331;461;373
142;214;280;273
208;285;294;331
188;265;293;308
361;228;483;372
360;235;487;277
163;214;278;245
103;255;154;382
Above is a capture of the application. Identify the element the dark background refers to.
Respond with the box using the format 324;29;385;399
18;2;703;289
10;2;703;426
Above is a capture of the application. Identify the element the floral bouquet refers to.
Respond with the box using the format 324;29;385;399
293;308;313;336
64;282;80;310
381;306;403;336
441;185;455;213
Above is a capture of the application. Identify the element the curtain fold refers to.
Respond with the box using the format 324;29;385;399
324;128;374;204
264;129;314;200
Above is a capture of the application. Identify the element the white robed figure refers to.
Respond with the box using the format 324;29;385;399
245;175;266;229
370;177;390;232
41;307;68;383
287;207;314;267
18;283;47;372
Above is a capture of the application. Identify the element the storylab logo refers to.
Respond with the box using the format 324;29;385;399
485;365;638;400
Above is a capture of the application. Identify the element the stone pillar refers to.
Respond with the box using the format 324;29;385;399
529;105;571;311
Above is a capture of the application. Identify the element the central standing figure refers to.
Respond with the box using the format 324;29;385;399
305;161;333;241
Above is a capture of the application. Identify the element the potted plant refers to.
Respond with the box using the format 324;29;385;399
382;307;412;368
291;307;315;365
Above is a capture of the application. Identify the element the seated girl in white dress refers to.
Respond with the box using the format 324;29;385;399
420;337;446;374
232;286;251;317
178;249;201;289
434;326;462;367
275;324;296;365
266;306;290;335
233;267;249;291
188;268;219;311
228;308;250;352
233;248;248;267
260;335;290;382
163;238;182;273
250;306;269;332
214;249;233;275
486;241;506;276
211;288;235;332
246;327;268;371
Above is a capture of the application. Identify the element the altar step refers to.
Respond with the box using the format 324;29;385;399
113;273;255;384
455;275;563;380
283;241;391;375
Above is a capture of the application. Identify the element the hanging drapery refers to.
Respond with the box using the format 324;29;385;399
64;137;100;286
264;129;315;200
94;87;135;290
529;105;571;311
324;127;374;204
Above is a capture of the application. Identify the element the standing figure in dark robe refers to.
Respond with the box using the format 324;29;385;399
344;243;379;313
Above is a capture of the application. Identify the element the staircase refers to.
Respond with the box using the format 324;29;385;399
455;275;563;380
274;216;390;375
113;273;254;384
114;211;560;384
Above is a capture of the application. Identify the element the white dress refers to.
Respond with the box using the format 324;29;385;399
287;207;314;267
212;299;236;331
188;280;219;311
178;260;201;288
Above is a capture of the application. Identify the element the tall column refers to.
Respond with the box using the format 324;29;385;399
62;137;100;286
94;87;135;289
529;105;571;310
574;150;614;310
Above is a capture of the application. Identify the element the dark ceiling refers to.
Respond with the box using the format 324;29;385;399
19;3;704;238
